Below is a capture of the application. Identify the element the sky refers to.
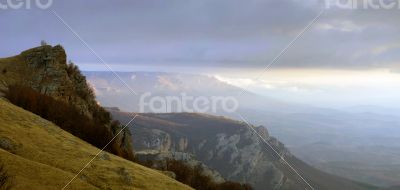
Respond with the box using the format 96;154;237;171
1;0;400;108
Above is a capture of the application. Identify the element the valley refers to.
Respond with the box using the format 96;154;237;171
86;71;400;188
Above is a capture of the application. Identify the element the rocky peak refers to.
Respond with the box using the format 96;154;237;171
2;45;97;117
21;45;66;67
0;45;133;157
255;125;269;139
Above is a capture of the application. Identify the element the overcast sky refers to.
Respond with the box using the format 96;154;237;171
1;0;399;70
1;0;400;107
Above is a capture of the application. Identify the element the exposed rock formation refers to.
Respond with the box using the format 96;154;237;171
109;112;298;190
110;112;375;190
135;150;225;183
0;45;133;156
17;45;95;116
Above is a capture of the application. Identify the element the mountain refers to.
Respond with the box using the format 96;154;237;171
109;109;378;190
0;45;383;189
87;71;400;188
83;71;304;114
253;111;400;187
341;105;400;117
0;97;191;190
385;185;400;190
0;45;195;189
0;45;133;159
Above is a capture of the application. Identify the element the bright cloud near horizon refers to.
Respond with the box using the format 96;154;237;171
214;68;400;108
1;0;400;108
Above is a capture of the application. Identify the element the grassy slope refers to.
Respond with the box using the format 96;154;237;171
0;98;192;190
0;56;25;87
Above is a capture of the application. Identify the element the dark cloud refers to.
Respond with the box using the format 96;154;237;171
0;0;399;70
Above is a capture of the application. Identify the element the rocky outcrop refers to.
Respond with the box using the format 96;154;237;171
18;45;97;117
135;150;225;183
136;129;189;152
193;126;294;190
0;45;133;156
110;112;302;190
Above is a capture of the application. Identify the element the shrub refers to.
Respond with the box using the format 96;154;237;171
3;84;130;160
136;159;253;190
66;61;96;102
109;120;135;161
66;61;79;77
218;182;253;190
0;163;12;190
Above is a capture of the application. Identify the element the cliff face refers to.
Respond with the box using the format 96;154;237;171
1;45;96;116
109;112;298;190
0;45;133;155
110;112;378;190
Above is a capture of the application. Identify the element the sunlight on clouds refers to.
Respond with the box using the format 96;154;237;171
218;69;400;89
215;68;400;107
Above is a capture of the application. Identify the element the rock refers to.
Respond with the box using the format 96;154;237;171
1;45;134;158
161;171;176;179
117;167;133;185
17;45;97;117
98;152;111;161
255;125;269;139
0;136;20;153
79;175;88;182
117;112;298;190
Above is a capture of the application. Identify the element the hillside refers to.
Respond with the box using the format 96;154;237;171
0;45;133;159
110;111;379;190
0;98;192;190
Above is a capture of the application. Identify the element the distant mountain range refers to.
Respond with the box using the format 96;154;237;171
83;71;309;114
86;71;400;188
109;109;378;190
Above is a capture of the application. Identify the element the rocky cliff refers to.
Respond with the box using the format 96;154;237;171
110;111;378;190
1;45;96;116
0;45;133;156
109;112;297;189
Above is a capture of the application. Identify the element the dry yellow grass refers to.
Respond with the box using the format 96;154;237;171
0;56;26;88
0;98;192;190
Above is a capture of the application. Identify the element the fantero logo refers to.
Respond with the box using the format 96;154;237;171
0;0;53;10
139;92;239;113
325;0;400;10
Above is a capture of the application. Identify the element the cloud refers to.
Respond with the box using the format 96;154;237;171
0;0;399;70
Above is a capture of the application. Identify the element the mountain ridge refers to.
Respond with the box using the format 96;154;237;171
110;109;379;190
89;70;400;188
